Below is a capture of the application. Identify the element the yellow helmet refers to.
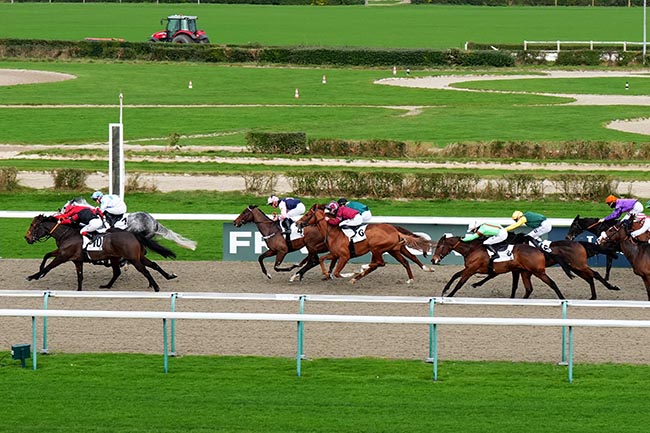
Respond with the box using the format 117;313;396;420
512;210;524;221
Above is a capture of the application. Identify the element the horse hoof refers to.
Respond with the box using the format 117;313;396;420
360;264;370;270
406;279;414;284
265;273;272;280
289;274;298;283
350;278;357;284
168;274;178;280
610;286;621;291
340;272;355;278
99;285;111;289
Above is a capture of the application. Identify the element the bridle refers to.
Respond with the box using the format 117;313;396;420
435;237;460;261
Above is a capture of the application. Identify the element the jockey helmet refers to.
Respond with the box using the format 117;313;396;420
337;198;348;206
605;194;617;205
267;195;279;205
647;200;650;209
326;201;339;214
512;210;524;221
467;221;480;231
91;191;103;201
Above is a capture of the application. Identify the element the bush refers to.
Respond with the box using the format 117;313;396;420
0;167;19;191
246;132;308;154
52;169;88;190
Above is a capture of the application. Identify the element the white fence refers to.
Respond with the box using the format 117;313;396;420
4;290;650;383
523;40;646;51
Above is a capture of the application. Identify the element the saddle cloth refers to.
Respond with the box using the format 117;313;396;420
487;244;515;263
84;235;105;252
341;225;368;243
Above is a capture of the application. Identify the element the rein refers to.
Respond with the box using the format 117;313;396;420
49;222;61;235
585;220;602;230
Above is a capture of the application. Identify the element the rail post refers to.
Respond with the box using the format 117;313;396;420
296;295;306;377
31;316;37;370
426;298;436;363
568;326;574;383
42;291;51;354
163;318;169;374
560;300;568;366
170;293;178;356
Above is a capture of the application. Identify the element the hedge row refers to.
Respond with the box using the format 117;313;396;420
287;171;616;201
412;0;641;5
0;39;515;67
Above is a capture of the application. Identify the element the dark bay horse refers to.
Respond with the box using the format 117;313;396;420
599;221;650;300
470;234;620;300
233;205;328;281
566;215;619;280
25;215;178;292
431;235;570;299
297;204;434;284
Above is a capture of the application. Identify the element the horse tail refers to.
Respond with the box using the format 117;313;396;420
154;222;197;251
579;241;619;260
135;233;177;259
400;234;435;256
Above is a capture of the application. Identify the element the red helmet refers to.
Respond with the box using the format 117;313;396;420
605;195;617;205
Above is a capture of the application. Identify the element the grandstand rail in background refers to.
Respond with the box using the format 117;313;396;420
3;290;650;383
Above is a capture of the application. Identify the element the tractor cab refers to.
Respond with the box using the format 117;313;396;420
150;15;210;44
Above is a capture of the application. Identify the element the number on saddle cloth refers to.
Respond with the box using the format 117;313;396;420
489;243;515;263
341;225;367;243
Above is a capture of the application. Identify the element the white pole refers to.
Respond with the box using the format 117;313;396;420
643;0;646;65
119;92;123;125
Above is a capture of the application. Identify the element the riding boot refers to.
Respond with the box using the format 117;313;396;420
485;245;497;276
282;218;293;234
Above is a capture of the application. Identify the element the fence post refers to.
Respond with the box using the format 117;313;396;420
163;318;169;374
426;298;436;363
568;326;574;384
31;316;38;370
170;293;178;356
560;300;568;365
42;291;50;354
432;324;439;381
296;295;306;377
557;40;561;51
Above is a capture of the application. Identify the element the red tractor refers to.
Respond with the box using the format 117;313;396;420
150;15;210;44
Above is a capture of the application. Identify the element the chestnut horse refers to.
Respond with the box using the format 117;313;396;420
25;215;178;291
233;205;327;281
431;235;570;299
470;234;620;300
599;221;650;300
296;204;434;284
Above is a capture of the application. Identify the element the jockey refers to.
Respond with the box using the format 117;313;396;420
505;210;552;252
462;221;507;254
92;191;127;228
267;195;306;233
599;195;644;224
337;198;372;223
54;203;105;245
630;202;650;240
324;201;363;234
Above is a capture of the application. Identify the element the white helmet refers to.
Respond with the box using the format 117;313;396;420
267;195;279;205
467;221;480;231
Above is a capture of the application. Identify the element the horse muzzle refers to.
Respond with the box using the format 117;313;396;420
431;256;441;265
24;236;35;245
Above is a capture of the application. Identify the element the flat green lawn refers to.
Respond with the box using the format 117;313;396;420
2;353;650;433
1;61;649;146
0;3;644;49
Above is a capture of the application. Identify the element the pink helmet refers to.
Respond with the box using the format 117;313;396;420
326;201;339;213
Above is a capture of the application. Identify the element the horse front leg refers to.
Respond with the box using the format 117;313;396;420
100;258;121;289
509;271;521;298
520;272;534;298
257;250;277;279
447;270;475;297
441;270;464;296
319;253;337;280
605;256;613;281
131;260;161;292
350;253;386;284
39;250;58;272
273;251;301;273
27;255;69;282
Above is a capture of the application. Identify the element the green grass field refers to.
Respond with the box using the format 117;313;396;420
0;3;645;49
2;353;650;433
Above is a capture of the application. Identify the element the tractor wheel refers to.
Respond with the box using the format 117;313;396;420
172;34;193;44
199;36;210;44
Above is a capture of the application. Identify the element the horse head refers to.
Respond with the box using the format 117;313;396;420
431;234;458;265
25;214;57;244
297;204;325;229
598;221;628;245
565;215;584;240
233;205;258;227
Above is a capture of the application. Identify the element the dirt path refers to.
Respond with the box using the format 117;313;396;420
2;259;650;364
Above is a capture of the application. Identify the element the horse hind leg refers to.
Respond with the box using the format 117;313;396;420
387;250;415;284
142;257;178;280
131;260;161;292
100;258;122;289
534;272;565;300
350;253;385;284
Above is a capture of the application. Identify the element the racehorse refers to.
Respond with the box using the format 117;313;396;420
66;198;197;250
25;215;178;292
599;221;650;300
471;234;620;300
431;235;570;299
233;205;328;281
565;215;619;280
296;204;434;284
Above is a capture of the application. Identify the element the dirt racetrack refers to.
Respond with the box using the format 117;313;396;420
2;259;650;366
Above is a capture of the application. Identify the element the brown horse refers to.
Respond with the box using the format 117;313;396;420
599;221;650;300
233;205;327;281
296;204;434;284
431;235;570;299
25;215;178;291
471;234;620;300
566;215;621;280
